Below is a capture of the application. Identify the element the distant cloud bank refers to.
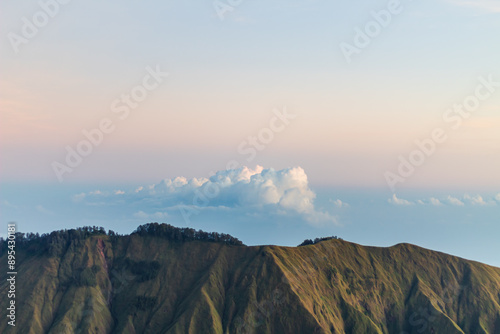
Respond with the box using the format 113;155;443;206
389;193;499;206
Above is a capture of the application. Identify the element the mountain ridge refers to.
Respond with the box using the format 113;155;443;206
1;224;499;333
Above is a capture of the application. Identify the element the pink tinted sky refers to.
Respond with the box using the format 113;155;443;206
1;0;499;189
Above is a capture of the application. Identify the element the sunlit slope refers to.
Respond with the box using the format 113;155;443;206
1;231;499;333
269;241;500;333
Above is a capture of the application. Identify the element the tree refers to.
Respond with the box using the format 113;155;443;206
298;236;341;247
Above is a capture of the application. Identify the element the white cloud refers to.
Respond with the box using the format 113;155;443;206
330;199;349;208
75;166;336;226
495;193;500;202
446;196;465;206
415;199;434;205
463;194;496;206
429;198;442;206
388;194;413;206
411;194;498;206
114;190;125;195
133;211;168;220
446;0;500;12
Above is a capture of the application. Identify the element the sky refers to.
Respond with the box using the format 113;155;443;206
1;0;499;266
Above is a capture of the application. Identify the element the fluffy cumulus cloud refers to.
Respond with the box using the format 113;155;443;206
463;194;495;206
74;166;336;226
429;198;442;206
388;194;413;206
446;196;465;206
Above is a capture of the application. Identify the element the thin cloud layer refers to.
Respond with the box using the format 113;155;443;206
74;166;337;226
133;211;168;220
330;199;349;208
446;0;500;12
389;194;498;207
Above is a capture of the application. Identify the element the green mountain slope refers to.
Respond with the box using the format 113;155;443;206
1;224;499;333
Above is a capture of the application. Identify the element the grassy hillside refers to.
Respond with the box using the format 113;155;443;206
1;224;499;333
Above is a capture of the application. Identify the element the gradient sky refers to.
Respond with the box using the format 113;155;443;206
1;0;499;187
1;1;499;266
